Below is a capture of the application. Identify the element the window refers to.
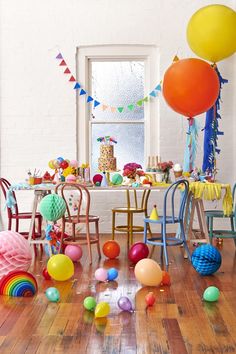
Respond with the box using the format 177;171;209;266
76;45;159;173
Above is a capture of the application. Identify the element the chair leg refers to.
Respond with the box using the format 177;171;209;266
59;221;65;253
15;219;19;232
95;220;101;258
129;213;133;245
230;216;235;232
86;223;92;265
143;221;148;243
112;211;115;240
127;213;130;245
8;218;12;230
209;217;213;244
162;223;169;268
180;222;191;260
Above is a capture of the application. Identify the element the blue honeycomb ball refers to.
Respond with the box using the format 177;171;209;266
191;244;221;275
39;194;66;222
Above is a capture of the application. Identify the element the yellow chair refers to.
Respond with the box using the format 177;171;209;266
112;188;152;245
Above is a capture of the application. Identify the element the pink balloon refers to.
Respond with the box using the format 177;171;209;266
0;231;32;280
70;160;79;168
95;268;107;282
65;245;83;262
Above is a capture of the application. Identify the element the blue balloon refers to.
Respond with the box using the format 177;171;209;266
57;157;64;163
45;287;60;302
107;268;118;281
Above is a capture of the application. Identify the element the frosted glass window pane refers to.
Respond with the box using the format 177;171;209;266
91;124;144;174
90;61;144;121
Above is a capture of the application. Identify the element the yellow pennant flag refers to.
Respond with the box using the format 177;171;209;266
173;55;179;62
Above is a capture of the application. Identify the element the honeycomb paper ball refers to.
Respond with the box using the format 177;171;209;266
191;244;222;275
0;231;32;280
111;173;123;185
39;194;66;221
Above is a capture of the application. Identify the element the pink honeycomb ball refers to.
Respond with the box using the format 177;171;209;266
0;231;32;279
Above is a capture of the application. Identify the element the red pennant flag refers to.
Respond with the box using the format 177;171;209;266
59;60;67;66
69;76;76;82
64;68;71;74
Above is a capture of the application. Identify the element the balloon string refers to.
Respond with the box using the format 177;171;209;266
188;117;194;171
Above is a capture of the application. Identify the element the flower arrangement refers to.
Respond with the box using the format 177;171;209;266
123;163;145;180
156;161;173;173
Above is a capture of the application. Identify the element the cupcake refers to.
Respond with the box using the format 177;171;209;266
173;164;183;178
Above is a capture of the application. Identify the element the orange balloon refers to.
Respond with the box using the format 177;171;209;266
163;58;220;118
102;240;120;259
134;258;162;286
161;271;171;286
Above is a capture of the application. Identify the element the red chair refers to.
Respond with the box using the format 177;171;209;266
0;178;42;240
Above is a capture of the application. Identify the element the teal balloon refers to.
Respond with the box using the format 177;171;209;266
45;287;60;302
111;173;123;185
39;194;66;221
203;286;220;302
83;296;97;311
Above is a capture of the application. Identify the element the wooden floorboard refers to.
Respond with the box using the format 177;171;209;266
0;234;236;353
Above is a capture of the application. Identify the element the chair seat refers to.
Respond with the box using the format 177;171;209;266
144;216;180;224
205;210;234;218
64;215;99;223
12;212;42;219
112;207;145;213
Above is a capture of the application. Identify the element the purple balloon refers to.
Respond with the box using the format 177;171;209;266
117;296;133;312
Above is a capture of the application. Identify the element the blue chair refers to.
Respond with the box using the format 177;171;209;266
206;183;236;245
143;179;190;267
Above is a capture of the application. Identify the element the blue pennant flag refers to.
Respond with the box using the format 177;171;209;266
149;90;157;97
74;83;81;90
80;89;87;95
155;84;161;91
94;100;100;108
87;96;94;103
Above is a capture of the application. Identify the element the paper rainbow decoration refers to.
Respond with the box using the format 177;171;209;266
0;271;38;297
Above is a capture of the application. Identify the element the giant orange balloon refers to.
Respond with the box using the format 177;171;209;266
163;58;220;118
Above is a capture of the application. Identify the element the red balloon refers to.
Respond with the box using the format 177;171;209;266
163;58;220;118
128;242;149;264
103;240;120;259
145;292;156;307
60;160;69;170
42;267;51;280
161;271;171;286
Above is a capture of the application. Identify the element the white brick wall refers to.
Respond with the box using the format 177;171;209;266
0;0;236;233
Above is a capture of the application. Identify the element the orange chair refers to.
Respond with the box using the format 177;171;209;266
55;183;101;264
0;178;42;240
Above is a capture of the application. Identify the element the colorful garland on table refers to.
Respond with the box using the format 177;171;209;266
202;66;228;174
55;52;162;112
183;118;199;173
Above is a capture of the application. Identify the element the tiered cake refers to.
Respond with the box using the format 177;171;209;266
98;144;117;171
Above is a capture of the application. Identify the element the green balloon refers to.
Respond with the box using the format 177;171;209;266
83;296;97;311
111;173;123;185
45;287;60;302
203;286;220;302
39;194;66;221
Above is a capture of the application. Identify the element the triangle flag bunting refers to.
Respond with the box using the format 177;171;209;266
87;96;94;103
111;107;116;113
173;55;179;62
128;104;135;111
80;89;87;95
149;205;159;220
69;76;76;82
136;100;143;107
117;107;124;113
94;100;100;108
155;84;161;91
56;53;63;59
149;90;157;97
64;68;71;74
74;83;81;89
143;96;149;102
59;60;67;66
102;105;108;111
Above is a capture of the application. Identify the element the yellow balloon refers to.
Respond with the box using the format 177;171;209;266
134;258;162;286
48;160;55;169
47;254;74;281
94;302;110;318
187;5;236;62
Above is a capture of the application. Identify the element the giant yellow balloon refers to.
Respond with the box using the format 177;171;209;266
187;5;236;63
47;254;74;281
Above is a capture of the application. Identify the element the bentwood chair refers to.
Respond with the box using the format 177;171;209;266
143;179;190;268
112;188;152;246
0;177;42;240
205;183;236;245
55;183;101;264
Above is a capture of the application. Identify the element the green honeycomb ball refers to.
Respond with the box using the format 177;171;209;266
111;173;123;185
39;194;66;221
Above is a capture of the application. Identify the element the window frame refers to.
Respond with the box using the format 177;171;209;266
76;45;160;168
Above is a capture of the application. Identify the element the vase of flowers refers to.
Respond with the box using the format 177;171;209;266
123;163;145;184
156;161;173;183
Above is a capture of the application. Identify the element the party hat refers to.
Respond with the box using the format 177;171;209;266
101;172;108;187
149;205;159;220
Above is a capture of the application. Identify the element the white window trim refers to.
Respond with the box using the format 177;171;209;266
76;45;160;167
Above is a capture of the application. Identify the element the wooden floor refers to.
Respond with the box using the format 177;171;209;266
0;234;236;354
